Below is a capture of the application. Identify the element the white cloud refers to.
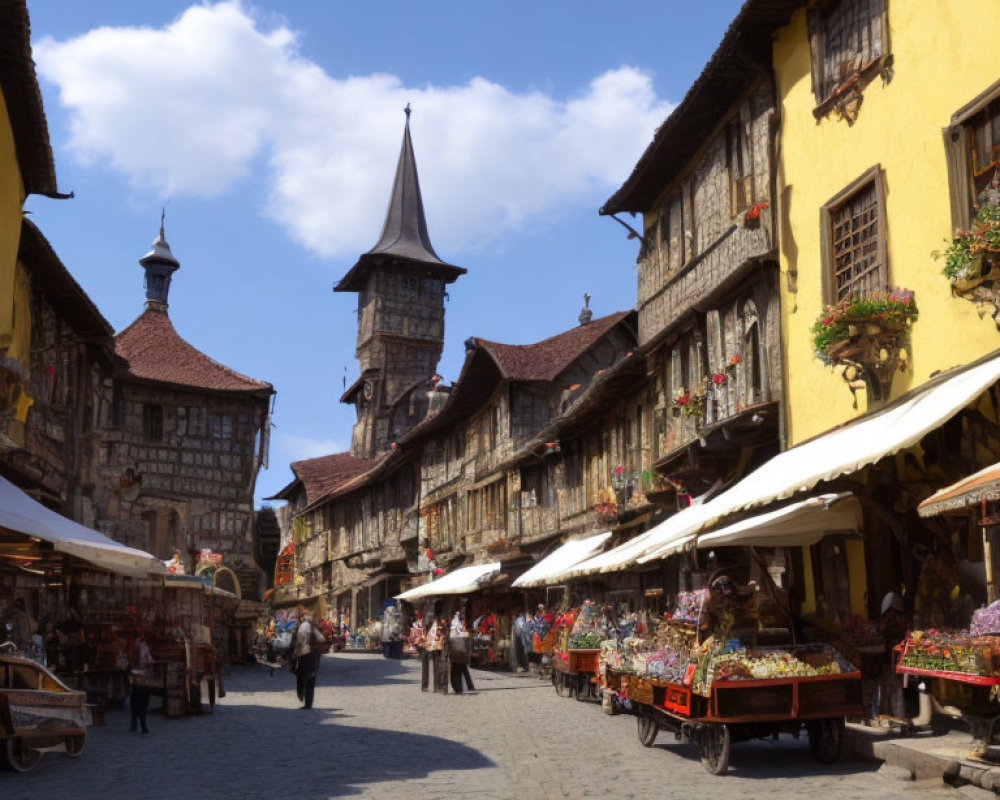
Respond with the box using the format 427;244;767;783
35;1;673;258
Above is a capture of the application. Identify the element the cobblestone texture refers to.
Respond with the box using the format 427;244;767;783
2;653;957;800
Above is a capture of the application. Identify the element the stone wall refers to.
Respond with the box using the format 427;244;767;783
91;380;268;599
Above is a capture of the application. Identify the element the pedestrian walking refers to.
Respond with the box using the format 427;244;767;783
448;611;475;694
292;607;325;710
426;612;449;693
128;633;153;734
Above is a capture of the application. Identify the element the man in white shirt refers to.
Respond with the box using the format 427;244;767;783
293;608;325;709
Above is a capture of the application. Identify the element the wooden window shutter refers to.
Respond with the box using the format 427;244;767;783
670;347;684;395
706;311;723;375
943;125;972;232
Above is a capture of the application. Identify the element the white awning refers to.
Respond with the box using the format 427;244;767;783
0;474;164;578
511;532;612;588
577;351;1000;573
695;493;861;550
396;562;501;601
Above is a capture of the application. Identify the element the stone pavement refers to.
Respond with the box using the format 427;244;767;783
1;653;960;800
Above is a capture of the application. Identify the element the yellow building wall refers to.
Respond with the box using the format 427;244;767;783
774;2;1000;447
0;85;25;350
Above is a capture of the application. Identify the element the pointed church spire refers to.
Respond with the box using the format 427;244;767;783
139;208;180;311
366;104;442;263
334;106;465;292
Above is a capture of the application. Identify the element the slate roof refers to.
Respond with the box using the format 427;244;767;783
335;111;465;292
115;308;273;395
470;311;633;382
0;0;59;197
272;452;381;506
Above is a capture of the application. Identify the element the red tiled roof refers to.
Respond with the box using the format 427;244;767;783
290;452;381;506
115;308;272;394
471;311;632;382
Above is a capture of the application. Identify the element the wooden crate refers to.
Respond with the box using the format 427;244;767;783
630;677;655;706
568;649;599;673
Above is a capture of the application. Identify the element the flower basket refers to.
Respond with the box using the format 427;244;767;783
812;289;918;402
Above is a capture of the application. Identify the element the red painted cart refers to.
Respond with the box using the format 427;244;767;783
551;648;601;700
896;657;1000;744
625;650;863;776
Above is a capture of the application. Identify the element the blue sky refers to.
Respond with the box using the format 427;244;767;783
25;0;744;501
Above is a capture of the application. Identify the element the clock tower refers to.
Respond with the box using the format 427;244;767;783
335;108;465;458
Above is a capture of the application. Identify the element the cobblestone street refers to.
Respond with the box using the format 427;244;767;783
3;653;958;800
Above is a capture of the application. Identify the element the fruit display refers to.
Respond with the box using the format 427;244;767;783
568;631;604;649
899;629;1000;676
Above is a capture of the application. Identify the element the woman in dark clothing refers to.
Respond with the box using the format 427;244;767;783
129;634;153;734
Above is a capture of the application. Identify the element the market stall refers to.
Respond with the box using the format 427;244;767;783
897;464;1000;744
590;494;865;775
606;580;861;775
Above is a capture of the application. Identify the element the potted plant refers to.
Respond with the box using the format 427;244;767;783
935;169;1000;292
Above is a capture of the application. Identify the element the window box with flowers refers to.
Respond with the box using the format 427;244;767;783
672;390;705;420
811;288;918;403
935;172;1000;326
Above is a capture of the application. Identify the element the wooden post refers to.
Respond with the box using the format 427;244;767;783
984;498;996;605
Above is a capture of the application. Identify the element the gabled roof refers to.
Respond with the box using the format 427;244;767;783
470;311;633;382
398;310;636;448
115;308;273;396
0;0;59;197
270;452;381;506
335;110;465;292
18;218;113;341
601;0;802;216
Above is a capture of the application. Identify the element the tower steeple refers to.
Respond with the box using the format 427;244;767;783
334;107;466;292
139;209;180;312
336;108;466;458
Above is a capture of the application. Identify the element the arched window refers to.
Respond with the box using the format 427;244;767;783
743;298;763;402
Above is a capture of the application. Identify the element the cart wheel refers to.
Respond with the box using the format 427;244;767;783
808;718;844;764
637;714;658;747
3;739;42;773
553;670;565;697
700;724;730;776
64;734;86;758
575;675;589;701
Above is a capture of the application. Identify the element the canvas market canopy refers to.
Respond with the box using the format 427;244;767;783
917;459;1000;518
0;473;163;578
695;493;861;549
396;562;501;601
568;351;1000;576
512;532;612;588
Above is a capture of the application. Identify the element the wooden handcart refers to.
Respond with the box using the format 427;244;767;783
551;648;600;701
624;660;863;775
0;654;87;773
896;661;1000;745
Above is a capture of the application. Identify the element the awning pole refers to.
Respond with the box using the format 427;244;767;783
984;498;996;605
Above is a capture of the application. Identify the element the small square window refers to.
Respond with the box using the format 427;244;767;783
209;412;233;440
143;404;163;442
400;276;418;295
